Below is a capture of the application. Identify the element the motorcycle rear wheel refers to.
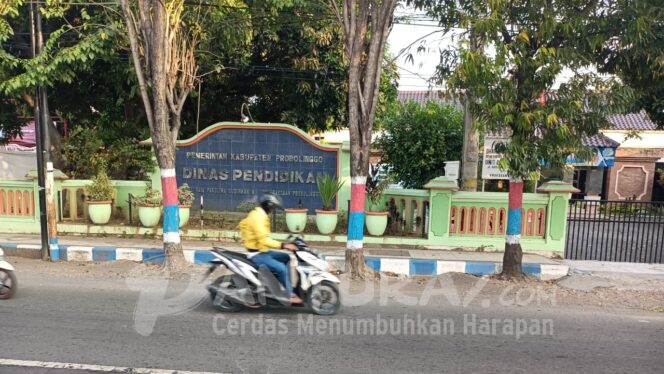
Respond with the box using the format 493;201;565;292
0;269;17;299
308;280;340;315
210;274;244;312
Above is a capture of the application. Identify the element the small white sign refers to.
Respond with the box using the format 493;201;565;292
444;161;460;180
482;136;509;180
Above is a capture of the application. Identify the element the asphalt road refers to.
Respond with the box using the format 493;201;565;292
1;261;663;374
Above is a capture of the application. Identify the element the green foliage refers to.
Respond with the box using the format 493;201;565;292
412;0;633;181
180;1;398;135
64;127;103;179
106;138;156;180
85;170;114;201
316;173;344;210
177;183;195;206
377;101;463;189
587;0;664;129
1;2;117;96
134;185;162;207
366;174;394;212
64;127;155;180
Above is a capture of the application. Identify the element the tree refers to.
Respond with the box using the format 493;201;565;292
377;101;463;189
460;31;479;192
589;0;664;128
119;0;202;270
414;0;631;278
178;1;398;136
328;0;399;278
1;0;118;168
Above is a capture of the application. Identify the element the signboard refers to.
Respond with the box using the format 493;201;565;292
175;124;339;213
482;136;509;180
565;147;616;167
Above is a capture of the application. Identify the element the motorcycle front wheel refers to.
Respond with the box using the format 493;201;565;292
0;269;17;299
308;280;340;315
209;274;243;312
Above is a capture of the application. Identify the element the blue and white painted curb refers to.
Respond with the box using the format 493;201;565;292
0;243;569;280
325;256;568;281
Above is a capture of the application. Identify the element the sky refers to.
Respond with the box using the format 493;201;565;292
386;7;578;92
388;7;451;91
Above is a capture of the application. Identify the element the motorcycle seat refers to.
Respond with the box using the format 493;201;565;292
214;248;258;269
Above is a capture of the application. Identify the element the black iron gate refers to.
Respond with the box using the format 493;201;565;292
565;199;664;263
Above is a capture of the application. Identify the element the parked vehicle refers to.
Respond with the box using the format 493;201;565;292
204;236;340;315
0;248;17;299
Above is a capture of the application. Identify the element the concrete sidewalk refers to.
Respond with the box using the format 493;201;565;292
0;233;568;280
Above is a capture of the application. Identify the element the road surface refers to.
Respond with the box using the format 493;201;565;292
1;259;663;373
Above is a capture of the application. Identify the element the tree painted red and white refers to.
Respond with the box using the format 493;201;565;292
120;0;200;269
329;0;398;278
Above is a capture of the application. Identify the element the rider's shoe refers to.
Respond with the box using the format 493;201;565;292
290;295;304;305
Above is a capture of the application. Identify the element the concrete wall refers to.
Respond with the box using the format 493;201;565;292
0;151;36;179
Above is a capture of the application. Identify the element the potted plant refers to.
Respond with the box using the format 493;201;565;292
178;183;194;228
285;199;308;233
315;173;344;235
365;175;393;236
134;185;162;227
85;170;114;225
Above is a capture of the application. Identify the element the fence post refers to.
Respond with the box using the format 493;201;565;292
537;181;579;253
423;177;459;244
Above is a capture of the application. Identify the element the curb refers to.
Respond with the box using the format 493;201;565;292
564;260;664;275
325;256;567;280
0;244;570;280
1;243;569;280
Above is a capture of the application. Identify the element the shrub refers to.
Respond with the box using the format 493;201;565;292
106;138;156;180
178;183;195;206
85;170;114;201
366;174;394;212
316;173;344;211
376;101;463;189
134;185;162;207
64;127;155;180
65;127;103;179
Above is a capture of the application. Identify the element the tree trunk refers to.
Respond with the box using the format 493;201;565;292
345;54;372;278
149;1;186;272
152;139;186;271
502;179;524;277
345;133;371;278
461;98;479;191
461;30;479;192
334;0;396;278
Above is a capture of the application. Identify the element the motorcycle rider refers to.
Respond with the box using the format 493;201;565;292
239;193;304;305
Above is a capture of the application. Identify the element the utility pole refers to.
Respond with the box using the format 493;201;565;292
29;2;49;260
30;2;59;260
461;29;480;192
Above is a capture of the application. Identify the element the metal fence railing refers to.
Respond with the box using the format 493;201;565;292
566;199;664;263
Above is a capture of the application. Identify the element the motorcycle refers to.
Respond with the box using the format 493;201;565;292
204;236;341;315
0;247;17;299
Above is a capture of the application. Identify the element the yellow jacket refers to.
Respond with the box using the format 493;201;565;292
238;207;281;251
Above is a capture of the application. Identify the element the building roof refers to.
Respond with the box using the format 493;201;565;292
605;110;658;131
583;133;620;148
487;130;620;149
397;90;461;108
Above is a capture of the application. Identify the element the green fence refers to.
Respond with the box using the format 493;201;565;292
0;174;576;253
0;178;148;233
424;178;576;252
0;179;40;233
